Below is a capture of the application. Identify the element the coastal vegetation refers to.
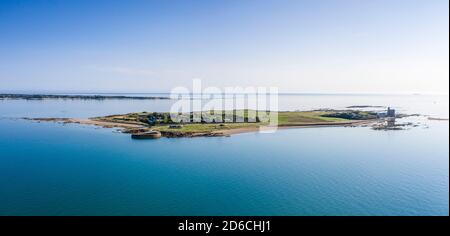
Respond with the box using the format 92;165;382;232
0;94;169;100
320;110;378;120
89;109;377;137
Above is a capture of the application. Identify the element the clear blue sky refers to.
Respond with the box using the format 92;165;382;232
0;0;448;94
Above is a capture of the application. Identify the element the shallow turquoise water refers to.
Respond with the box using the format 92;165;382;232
0;95;448;215
0;118;448;215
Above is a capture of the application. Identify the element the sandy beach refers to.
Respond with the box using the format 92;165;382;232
30;118;145;129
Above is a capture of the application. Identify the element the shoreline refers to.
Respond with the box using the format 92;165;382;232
215;120;375;136
26;108;419;138
27;118;145;129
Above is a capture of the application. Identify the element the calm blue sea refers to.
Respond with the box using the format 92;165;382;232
0;94;448;215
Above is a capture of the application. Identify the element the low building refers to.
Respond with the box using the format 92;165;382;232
387;107;396;117
378;107;396;118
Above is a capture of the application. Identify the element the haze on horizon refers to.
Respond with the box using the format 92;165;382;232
0;0;448;94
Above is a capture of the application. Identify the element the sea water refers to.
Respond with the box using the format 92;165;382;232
0;94;448;215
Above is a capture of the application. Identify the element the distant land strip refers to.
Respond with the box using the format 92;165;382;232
0;94;170;100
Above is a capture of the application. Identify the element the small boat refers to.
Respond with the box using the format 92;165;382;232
131;131;162;139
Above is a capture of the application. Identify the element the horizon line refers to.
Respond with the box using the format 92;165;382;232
0;90;448;96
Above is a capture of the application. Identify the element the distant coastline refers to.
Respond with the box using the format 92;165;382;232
0;94;170;100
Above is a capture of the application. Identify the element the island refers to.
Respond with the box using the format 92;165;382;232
29;109;383;138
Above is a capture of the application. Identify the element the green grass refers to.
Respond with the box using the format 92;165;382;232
276;111;350;124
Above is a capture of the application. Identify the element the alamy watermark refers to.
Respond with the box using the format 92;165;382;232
169;79;279;133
